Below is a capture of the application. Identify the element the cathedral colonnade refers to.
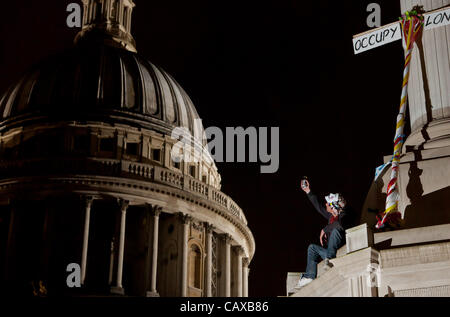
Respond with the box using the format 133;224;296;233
1;192;251;297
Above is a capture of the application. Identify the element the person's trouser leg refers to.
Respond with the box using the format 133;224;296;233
325;228;345;259
303;244;327;279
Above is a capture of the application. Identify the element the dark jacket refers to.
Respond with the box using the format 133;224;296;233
306;191;354;236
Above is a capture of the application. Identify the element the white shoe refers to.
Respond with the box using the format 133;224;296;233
323;258;334;271
294;277;313;289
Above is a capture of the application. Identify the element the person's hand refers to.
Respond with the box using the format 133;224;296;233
301;179;310;194
320;229;325;246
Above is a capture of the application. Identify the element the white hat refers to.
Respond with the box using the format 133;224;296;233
325;193;340;204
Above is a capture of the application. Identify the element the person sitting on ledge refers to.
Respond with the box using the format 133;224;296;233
295;178;353;289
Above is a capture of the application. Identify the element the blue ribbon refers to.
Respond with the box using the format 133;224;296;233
374;160;392;181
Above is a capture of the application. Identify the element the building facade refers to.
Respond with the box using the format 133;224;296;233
0;0;254;297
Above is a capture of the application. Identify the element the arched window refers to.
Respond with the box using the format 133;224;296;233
188;244;202;289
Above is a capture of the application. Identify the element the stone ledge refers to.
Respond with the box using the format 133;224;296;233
0;157;247;224
380;241;450;268
290;247;379;297
346;223;374;254
374;223;450;248
316;246;346;277
395;285;450;297
286;272;302;296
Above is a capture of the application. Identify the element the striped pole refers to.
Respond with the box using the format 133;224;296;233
376;10;424;229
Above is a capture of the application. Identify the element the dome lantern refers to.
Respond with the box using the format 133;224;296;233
75;0;137;53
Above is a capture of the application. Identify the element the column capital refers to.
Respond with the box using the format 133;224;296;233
118;199;129;212
81;195;94;208
220;233;232;244
204;223;215;234
147;204;162;217
81;195;93;285
110;237;116;251
243;257;250;267
178;213;192;225
232;246;245;257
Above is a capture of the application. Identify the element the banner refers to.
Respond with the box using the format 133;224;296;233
353;6;450;54
353;22;401;54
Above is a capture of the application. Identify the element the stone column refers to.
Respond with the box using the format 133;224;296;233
146;205;161;297
221;234;232;297
108;237;115;285
118;1;124;25
232;246;244;297
40;201;53;283
400;0;450;136
361;1;450;228
243;258;250;297
400;0;450;226
126;7;132;32
111;199;128;295
81;196;94;285
180;213;192;297
205;223;214;297
4;201;17;281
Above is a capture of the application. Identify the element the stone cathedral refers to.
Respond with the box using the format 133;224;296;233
289;0;450;297
0;0;254;297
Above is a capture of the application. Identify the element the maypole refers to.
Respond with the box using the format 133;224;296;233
375;9;424;229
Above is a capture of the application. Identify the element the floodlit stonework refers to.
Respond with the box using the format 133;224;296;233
289;0;450;297
0;0;254;297
290;224;450;297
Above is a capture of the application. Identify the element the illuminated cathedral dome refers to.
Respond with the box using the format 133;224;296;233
0;0;254;297
0;13;204;147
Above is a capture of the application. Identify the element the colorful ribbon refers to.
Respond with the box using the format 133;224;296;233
375;10;424;229
374;160;391;181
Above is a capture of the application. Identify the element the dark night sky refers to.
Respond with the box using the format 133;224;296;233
0;0;407;296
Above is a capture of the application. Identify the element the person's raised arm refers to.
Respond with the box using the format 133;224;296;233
301;179;330;220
